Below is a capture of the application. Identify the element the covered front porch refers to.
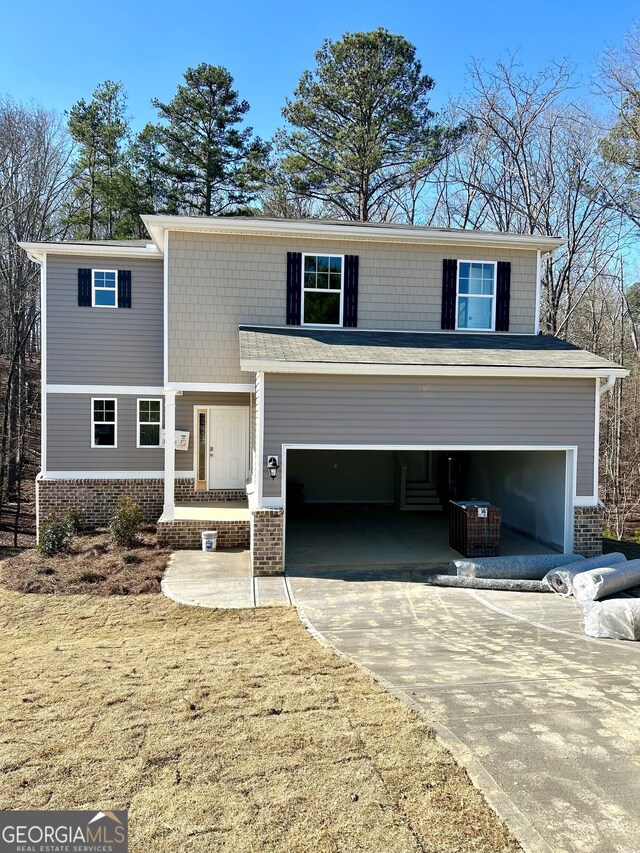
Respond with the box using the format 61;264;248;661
157;500;251;550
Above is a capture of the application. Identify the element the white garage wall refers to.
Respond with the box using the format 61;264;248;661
287;450;395;503
465;450;565;549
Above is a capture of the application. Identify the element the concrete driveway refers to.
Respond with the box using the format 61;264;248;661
287;568;640;853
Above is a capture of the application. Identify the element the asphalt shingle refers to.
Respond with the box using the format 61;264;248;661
239;326;624;371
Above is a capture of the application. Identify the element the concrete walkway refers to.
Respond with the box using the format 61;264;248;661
161;550;290;608
287;568;640;853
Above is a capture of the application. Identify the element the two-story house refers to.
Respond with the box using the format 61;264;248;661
20;216;626;576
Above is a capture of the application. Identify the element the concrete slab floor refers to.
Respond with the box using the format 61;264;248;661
286;505;557;570
288;572;640;853
161;550;290;609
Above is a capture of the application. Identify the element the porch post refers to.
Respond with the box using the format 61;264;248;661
163;390;177;519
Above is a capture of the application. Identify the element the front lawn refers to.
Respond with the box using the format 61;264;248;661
0;589;519;852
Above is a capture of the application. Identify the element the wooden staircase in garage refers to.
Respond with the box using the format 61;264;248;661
403;480;442;511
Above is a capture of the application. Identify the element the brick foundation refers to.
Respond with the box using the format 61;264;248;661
174;481;246;503
37;477;247;531
251;510;284;576
574;505;604;557
37;478;164;527
157;519;250;550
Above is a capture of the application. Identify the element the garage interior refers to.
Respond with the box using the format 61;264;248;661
285;449;566;570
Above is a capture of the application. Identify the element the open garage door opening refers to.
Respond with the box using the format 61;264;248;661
284;448;569;571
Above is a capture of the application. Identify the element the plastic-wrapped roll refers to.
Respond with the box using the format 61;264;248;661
573;560;640;602
453;553;584;581
582;598;640;640
542;553;627;596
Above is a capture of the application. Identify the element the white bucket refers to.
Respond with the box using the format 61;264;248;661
201;530;218;552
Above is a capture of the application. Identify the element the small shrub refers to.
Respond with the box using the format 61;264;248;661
634;530;640;545
63;508;85;535
37;516;72;557
110;497;142;548
603;525;620;541
122;552;141;565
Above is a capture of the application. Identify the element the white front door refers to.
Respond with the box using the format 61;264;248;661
207;407;248;489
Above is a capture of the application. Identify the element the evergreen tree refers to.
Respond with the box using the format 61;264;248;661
67;81;130;239
151;63;268;215
276;28;461;222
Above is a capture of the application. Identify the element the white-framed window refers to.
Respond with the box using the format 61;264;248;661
91;398;117;448
302;253;344;326
456;261;497;331
137;399;162;448
92;269;117;308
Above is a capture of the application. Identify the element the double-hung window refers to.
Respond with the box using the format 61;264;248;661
302;254;343;326
91;399;117;447
137;399;162;447
92;270;117;308
456;261;496;331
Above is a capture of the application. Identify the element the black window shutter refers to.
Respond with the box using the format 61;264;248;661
343;255;359;327
78;268;92;307
441;259;457;330
286;252;302;325
118;270;132;309
495;261;511;331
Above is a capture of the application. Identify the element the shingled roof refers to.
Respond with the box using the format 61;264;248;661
239;326;626;377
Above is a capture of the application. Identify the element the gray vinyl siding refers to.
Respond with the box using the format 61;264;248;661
46;254;163;385
46;394;164;472
46;391;250;474
262;375;596;498
174;392;250;473
167;231;538;384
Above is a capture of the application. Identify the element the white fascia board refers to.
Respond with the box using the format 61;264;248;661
46;385;164;395
18;241;162;263
164;381;256;392
240;359;628;380
141;214;566;253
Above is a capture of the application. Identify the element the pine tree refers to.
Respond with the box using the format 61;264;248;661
151;63;268;216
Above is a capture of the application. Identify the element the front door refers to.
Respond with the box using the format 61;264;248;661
207;407;248;489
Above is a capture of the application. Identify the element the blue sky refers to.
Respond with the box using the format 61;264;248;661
2;0;637;139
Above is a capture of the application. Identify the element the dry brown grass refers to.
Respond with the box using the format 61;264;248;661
0;529;169;595
0;591;520;852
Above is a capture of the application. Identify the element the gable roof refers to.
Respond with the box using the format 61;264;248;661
239;326;626;379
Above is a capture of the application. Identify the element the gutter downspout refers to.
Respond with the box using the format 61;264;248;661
599;374;617;397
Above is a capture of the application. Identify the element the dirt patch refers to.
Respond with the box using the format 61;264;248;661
0;528;169;595
0;591;520;852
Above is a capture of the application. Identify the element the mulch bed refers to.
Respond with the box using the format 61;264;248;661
0;527;170;595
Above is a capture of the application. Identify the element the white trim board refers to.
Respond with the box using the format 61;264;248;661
47;385;164;395
164;382;255;393
42;471;194;480
241;360;627;379
18;241;161;263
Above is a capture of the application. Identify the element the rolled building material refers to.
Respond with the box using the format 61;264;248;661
422;574;550;593
542;553;627;596
582;598;640;640
453;553;584;581
573;560;640;603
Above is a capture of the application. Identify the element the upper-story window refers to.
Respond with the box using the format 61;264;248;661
456;261;496;331
302;254;343;326
92;270;117;308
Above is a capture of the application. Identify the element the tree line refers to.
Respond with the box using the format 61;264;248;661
1;24;639;540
